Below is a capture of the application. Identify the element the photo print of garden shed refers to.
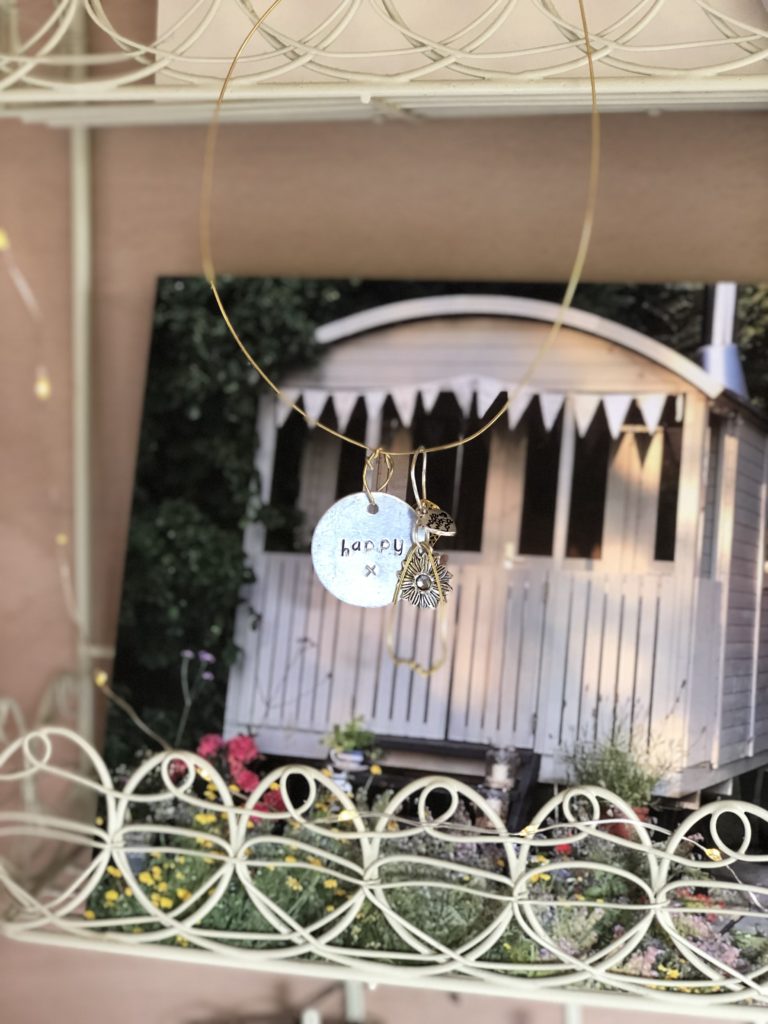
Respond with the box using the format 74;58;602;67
118;278;768;800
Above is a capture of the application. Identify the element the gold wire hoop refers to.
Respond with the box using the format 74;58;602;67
362;448;394;509
199;1;601;459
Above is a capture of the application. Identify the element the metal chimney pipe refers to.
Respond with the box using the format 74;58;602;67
697;281;749;399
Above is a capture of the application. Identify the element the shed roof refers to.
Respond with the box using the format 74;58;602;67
313;294;724;400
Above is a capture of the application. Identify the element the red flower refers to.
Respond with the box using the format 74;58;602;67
555;843;573;856
226;734;260;766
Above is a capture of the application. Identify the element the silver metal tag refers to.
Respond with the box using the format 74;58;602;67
311;491;417;607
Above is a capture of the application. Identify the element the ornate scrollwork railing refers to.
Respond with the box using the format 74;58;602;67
1;1;767;121
2;726;768;1016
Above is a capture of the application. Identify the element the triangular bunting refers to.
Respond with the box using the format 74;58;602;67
637;394;667;434
538;393;565;432
302;389;330;426
418;383;442;415
330;391;360;432
602;394;634;440
453;378;475;418
389;387;420;429
573;394;602;437
507;388;533;430
364;391;388;450
275;388;300;428
476;377;505;418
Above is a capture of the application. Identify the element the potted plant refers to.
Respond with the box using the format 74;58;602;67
564;732;667;838
323;715;381;774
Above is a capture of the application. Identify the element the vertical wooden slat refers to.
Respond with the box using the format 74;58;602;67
265;558;301;726
614;575;641;731
351;605;385;725
465;566;499;742
534;574;573;752
648;575;681;749
632;575;661;747
387;599;420;734
312;586;341;731
327;599;364;729
515;571;548;748
423;572;462;740
446;568;481;742
479;571;514;744
496;577;526;742
595;575;624;740
274;558;313;726
558;575;590;748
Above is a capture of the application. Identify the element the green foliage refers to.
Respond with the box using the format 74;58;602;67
564;732;667;806
323;715;379;754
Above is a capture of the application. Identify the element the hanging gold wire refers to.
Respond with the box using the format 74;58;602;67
200;0;601;459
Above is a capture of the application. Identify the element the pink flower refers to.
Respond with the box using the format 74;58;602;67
196;734;224;759
226;734;260;766
232;765;260;793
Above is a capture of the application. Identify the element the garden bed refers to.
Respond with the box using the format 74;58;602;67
3;727;768;1017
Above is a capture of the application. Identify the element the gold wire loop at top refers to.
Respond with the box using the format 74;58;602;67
200;0;600;460
362;449;394;511
410;446;428;508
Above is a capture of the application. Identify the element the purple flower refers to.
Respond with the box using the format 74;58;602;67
197;650;216;664
201;671;215;681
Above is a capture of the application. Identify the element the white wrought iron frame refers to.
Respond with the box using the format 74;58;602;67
3;722;768;1019
0;1;767;126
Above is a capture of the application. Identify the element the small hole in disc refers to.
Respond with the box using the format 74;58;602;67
367;503;379;515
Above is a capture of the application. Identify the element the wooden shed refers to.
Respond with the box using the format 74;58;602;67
225;295;768;797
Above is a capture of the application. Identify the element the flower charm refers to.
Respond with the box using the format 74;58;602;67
396;546;452;609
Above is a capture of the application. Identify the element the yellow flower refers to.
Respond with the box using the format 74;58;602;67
704;848;723;862
104;890;120;903
336;888;348;898
84;909;95;920
323;878;338;890
307;856;322;867
529;873;551;885
534;854;549;864
124;888;133;898
177;888;191;901
150;893;162;906
325;904;335;913
269;782;281;792
285;876;303;892
106;865;122;878
176;856;186;864
138;871;154;886
228;783;240;793
321;768;333;777
156;882;168;893
666;968;681;980
151;865;163;881
176;936;190;947
246;820;254;829
194;812;217;826
95;816;105;826
159;896;174;910
284;855;297;864
369;764;382;776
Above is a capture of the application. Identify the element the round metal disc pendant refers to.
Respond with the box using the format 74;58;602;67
311;492;417;607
